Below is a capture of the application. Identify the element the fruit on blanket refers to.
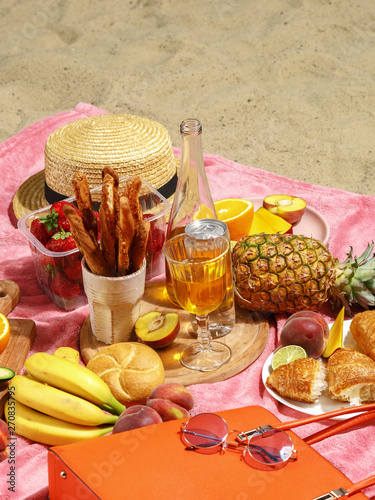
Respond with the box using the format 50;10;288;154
263;194;307;224
147;383;194;411
214;198;254;241
10;375;118;426
54;346;80;363
0;419;10;463
280;312;329;358
0;313;10;355
4;399;113;446
232;234;375;314
25;352;126;415
146;398;190;421
135;312;180;348
249;207;292;236
112;405;162;434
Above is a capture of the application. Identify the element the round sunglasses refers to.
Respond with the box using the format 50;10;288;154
180;412;296;471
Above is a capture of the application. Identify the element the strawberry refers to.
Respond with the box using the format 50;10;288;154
146;227;165;254
50;273;81;299
64;259;82;281
30;219;50;245
40;201;80;236
45;228;77;253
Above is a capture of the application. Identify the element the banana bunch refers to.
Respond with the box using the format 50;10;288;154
5;348;126;446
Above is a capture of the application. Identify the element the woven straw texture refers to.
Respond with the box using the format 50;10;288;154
45;113;177;198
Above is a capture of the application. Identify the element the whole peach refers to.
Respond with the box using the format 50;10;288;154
147;383;194;411
146;398;189;422
281;311;329;358
112;405;162;434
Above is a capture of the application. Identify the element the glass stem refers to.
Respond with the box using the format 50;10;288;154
195;314;212;350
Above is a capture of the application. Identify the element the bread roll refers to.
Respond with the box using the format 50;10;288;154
327;347;375;405
87;342;165;406
350;310;375;361
266;358;327;403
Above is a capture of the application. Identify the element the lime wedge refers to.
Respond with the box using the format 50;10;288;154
271;345;307;370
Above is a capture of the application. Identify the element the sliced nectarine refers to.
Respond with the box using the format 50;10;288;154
263;194;307;224
135;311;180;349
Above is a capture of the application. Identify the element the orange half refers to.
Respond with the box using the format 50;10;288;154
0;313;10;355
214;198;254;241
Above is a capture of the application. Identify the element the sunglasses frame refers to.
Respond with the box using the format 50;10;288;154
180;412;297;470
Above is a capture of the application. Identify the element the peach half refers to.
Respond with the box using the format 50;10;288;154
262;194;307;224
135;311;180;349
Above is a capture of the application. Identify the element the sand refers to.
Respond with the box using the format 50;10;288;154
1;0;374;195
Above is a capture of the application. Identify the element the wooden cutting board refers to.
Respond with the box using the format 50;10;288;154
80;281;269;386
0;281;36;417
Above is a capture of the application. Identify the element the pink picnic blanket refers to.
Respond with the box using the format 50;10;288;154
1;103;375;499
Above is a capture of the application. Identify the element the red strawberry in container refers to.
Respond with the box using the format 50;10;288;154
30;219;50;246
45;229;77;253
40;201;80;236
143;213;166;277
50;273;81;300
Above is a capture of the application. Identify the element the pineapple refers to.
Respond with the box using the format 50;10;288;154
232;233;375;314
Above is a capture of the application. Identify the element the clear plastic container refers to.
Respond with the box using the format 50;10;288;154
18;177;171;311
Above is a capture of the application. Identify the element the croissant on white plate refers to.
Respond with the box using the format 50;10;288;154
266;358;327;403
326;348;375;405
350;310;375;361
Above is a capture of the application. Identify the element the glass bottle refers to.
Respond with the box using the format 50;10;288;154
165;118;217;304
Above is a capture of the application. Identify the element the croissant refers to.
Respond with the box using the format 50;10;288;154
350;310;375;361
326;348;375;405
266;358;327;403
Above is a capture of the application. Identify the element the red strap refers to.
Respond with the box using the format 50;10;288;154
274;402;375;432
304;409;375;445
347;475;375;496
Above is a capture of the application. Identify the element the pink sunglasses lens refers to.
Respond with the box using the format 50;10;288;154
183;413;228;448
248;429;294;465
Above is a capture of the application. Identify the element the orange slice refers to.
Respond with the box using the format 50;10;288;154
214;198;254;241
0;313;10;355
193;205;215;221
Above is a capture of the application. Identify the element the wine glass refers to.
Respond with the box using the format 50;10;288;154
163;232;232;371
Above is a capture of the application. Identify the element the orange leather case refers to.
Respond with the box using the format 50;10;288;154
48;405;367;500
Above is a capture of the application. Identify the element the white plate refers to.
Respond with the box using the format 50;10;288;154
251;198;330;244
262;319;365;420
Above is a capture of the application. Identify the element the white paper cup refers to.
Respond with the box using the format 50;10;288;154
82;258;146;344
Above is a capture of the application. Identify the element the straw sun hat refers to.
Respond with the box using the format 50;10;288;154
13;114;179;219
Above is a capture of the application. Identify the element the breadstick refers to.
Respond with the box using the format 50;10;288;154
100;174;118;274
102;166;119;188
126;176;143;230
73;171;98;242
130;220;150;273
117;195;135;276
63;205;112;277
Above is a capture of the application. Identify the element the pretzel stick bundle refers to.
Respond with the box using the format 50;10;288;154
73;172;98;242
63;205;112;276
66;170;149;277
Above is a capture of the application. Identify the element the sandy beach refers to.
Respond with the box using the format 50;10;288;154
1;0;374;195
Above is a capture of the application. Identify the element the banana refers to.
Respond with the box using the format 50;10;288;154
5;399;113;446
25;352;125;415
11;375;118;426
54;346;80;364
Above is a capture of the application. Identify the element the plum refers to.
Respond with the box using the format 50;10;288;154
280;311;329;358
